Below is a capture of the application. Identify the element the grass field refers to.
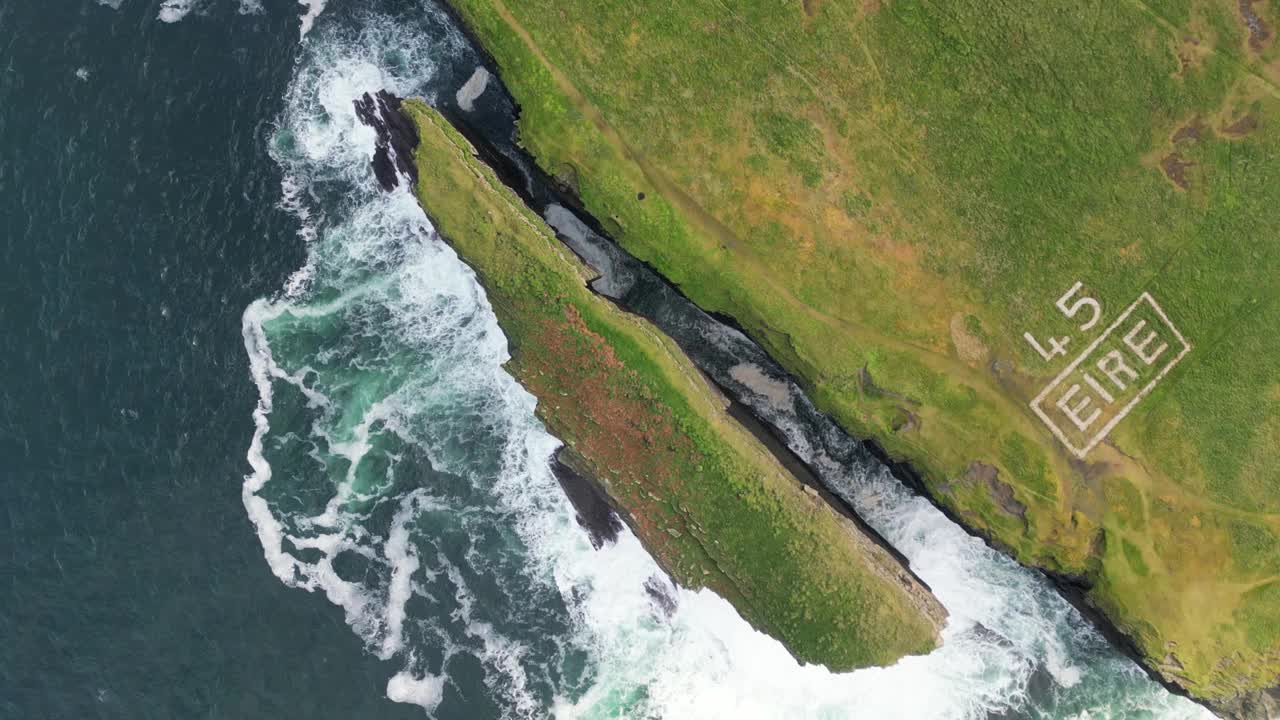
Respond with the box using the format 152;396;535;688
402;101;945;671
443;0;1280;704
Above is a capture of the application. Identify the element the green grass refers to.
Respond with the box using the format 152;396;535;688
443;0;1280;702
402;101;943;670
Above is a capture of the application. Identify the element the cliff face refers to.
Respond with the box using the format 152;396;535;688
437;0;1280;711
388;100;946;671
1213;688;1280;720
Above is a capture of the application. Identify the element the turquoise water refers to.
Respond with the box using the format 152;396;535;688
1;1;1219;718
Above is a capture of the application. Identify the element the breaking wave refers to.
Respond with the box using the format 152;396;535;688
297;0;329;37
240;4;1216;718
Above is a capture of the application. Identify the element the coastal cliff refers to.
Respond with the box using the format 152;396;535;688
392;100;947;671
433;0;1280;713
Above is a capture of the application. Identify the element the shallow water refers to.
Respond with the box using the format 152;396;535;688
1;1;1216;718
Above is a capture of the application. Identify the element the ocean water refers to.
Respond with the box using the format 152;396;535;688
0;1;1218;719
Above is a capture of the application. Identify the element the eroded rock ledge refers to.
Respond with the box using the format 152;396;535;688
366;97;948;671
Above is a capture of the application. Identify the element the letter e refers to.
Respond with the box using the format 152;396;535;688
1056;383;1101;432
1123;319;1168;365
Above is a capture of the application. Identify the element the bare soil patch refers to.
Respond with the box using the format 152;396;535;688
1239;0;1275;53
1172;116;1204;143
1222;113;1260;137
1160;153;1194;190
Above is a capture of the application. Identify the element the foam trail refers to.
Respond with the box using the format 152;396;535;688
298;0;328;38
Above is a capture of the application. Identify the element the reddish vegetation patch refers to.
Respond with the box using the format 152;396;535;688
1172;117;1204;143
800;0;823;18
1160;153;1194;190
1223;113;1260;137
514;302;713;583
561;305;624;370
1239;0;1274;52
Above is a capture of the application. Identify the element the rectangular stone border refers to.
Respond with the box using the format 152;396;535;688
1031;292;1192;459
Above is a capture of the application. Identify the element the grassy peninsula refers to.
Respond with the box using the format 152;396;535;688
401;101;945;670
442;0;1280;707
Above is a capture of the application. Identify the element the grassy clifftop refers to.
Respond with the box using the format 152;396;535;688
401;101;945;670
443;0;1280;705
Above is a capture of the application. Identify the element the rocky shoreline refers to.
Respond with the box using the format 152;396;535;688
394;98;948;668
355;73;1258;715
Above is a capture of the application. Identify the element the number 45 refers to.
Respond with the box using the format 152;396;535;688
1022;281;1102;362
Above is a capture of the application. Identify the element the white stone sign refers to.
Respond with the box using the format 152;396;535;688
1028;290;1191;459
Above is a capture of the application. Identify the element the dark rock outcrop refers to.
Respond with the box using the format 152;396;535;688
550;449;624;549
352;90;419;191
1214;687;1280;720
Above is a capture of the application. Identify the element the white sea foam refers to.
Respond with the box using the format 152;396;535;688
149;0;309;35
382;491;429;657
157;0;199;23
243;8;1216;720
297;0;328;39
244;14;525;715
386;670;445;711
